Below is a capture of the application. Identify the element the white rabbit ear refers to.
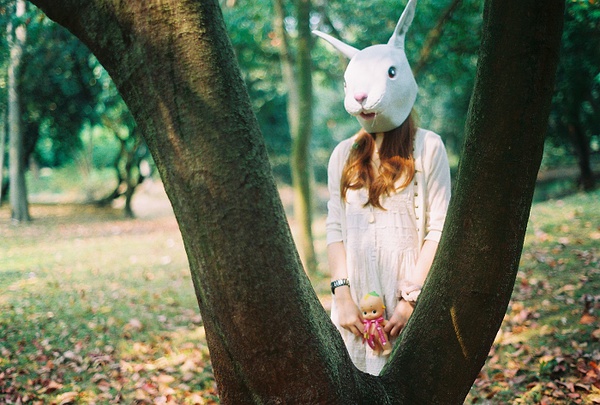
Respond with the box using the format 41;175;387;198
312;30;359;59
388;0;417;49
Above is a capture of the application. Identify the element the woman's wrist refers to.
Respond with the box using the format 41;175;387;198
332;285;353;301
396;279;422;303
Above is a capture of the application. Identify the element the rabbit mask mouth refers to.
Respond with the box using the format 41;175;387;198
360;112;377;120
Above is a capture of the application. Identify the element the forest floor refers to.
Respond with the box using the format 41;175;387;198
0;181;599;404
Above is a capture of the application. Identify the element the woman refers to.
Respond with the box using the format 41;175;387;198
315;0;451;375
326;114;451;375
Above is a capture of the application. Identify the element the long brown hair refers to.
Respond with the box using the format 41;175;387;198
341;114;416;209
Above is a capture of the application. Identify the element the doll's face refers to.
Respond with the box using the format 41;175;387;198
360;295;385;320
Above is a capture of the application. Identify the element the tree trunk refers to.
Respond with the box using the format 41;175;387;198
29;0;563;403
568;121;595;191
8;0;30;223
0;106;6;204
382;1;564;403
273;0;318;275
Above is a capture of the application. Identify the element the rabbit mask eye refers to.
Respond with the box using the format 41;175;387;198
388;66;397;79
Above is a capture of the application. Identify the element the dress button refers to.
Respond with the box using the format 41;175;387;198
368;213;375;223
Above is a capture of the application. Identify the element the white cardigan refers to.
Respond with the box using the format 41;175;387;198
326;128;452;248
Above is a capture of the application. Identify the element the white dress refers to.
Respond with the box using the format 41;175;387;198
338;183;419;375
326;129;452;375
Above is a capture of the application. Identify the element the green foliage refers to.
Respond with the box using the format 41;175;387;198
0;2;141;177
222;0;292;182
19;11;101;167
1;0;595;196
547;0;600;166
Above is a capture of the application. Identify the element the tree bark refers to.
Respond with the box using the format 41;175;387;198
382;1;564;403
28;0;564;403
273;0;319;275
8;0;30;223
28;0;364;402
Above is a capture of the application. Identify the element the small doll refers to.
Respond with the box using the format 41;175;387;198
359;292;392;356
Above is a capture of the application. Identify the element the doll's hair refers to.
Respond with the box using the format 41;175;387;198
362;291;385;309
365;291;380;298
341;113;416;209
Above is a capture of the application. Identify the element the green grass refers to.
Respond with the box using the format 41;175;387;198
0;202;217;404
26;165;117;203
1;186;599;404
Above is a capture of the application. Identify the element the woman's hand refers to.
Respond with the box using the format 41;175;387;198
335;291;364;337
384;299;414;337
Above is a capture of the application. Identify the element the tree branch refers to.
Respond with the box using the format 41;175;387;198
413;0;463;76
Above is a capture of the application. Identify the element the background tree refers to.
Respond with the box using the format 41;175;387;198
547;0;600;191
20;18;100;169
28;0;563;403
0;103;6;203
7;0;29;222
0;6;8;203
97;109;152;218
1;2;151;216
272;0;318;274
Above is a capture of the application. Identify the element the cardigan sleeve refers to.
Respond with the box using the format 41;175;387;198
325;138;353;245
422;132;452;243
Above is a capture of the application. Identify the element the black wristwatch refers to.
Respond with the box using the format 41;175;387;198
330;278;350;294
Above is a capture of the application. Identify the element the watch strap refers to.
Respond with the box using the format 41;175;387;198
330;278;350;294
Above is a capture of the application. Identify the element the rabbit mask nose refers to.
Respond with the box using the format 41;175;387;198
354;92;368;104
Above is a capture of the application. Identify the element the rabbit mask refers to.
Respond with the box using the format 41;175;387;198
313;0;417;134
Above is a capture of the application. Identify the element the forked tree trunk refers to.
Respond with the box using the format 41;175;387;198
28;0;563;403
8;0;30;222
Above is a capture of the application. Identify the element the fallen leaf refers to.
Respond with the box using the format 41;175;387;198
575;383;591;392
38;380;63;394
57;391;79;405
580;313;597;325
156;374;175;384
558;381;575;393
126;318;143;331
